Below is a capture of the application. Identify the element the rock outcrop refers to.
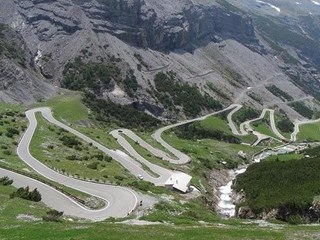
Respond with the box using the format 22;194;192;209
0;58;56;104
0;24;56;104
235;198;320;223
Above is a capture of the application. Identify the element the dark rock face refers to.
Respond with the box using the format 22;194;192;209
132;100;164;117
82;0;257;51
16;0;84;40
17;0;255;52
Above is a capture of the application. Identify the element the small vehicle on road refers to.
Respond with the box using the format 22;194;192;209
137;174;144;180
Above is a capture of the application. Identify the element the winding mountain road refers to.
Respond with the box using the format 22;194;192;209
110;129;172;185
291;118;320;141
227;104;245;136
111;129;180;164
1;99;318;221
12;108;138;221
0;168;111;221
0;105;238;220
109;105;239;183
152;104;238;157
268;109;287;140
227;105;286;145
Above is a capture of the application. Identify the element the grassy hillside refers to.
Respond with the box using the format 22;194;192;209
0;103;33;172
30;113;136;185
1;177;320;239
2;94;320;237
251;112;277;139
274;112;294;139
43;93;89;123
163;131;260;171
297;122;320;142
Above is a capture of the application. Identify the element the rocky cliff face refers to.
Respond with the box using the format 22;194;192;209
83;0;257;51
13;0;258;51
0;24;56;104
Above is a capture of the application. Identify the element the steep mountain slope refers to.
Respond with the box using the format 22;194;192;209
0;23;56;104
0;0;318;121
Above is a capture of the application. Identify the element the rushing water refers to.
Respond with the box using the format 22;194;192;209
218;168;246;217
217;144;304;218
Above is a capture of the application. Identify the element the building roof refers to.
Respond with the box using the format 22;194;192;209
165;172;192;193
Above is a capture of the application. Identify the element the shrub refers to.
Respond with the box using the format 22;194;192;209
62;58;138;97
129;180;152;192
5;111;15;117
247;92;262;104
74;145;83;151
0;176;13;186
176;122;241;144
82;155;89;161
95;154;104;161
104;156;112;162
6;127;19;135
114;175;124;181
154;201;176;212
3;150;12;155
42;210;63;222
59;135;81;148
10;186;42;202
87;162;99;170
233;106;260;124
66;155;77;161
123;69;138;97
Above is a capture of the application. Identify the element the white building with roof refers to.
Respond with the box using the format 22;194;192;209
165;172;192;193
